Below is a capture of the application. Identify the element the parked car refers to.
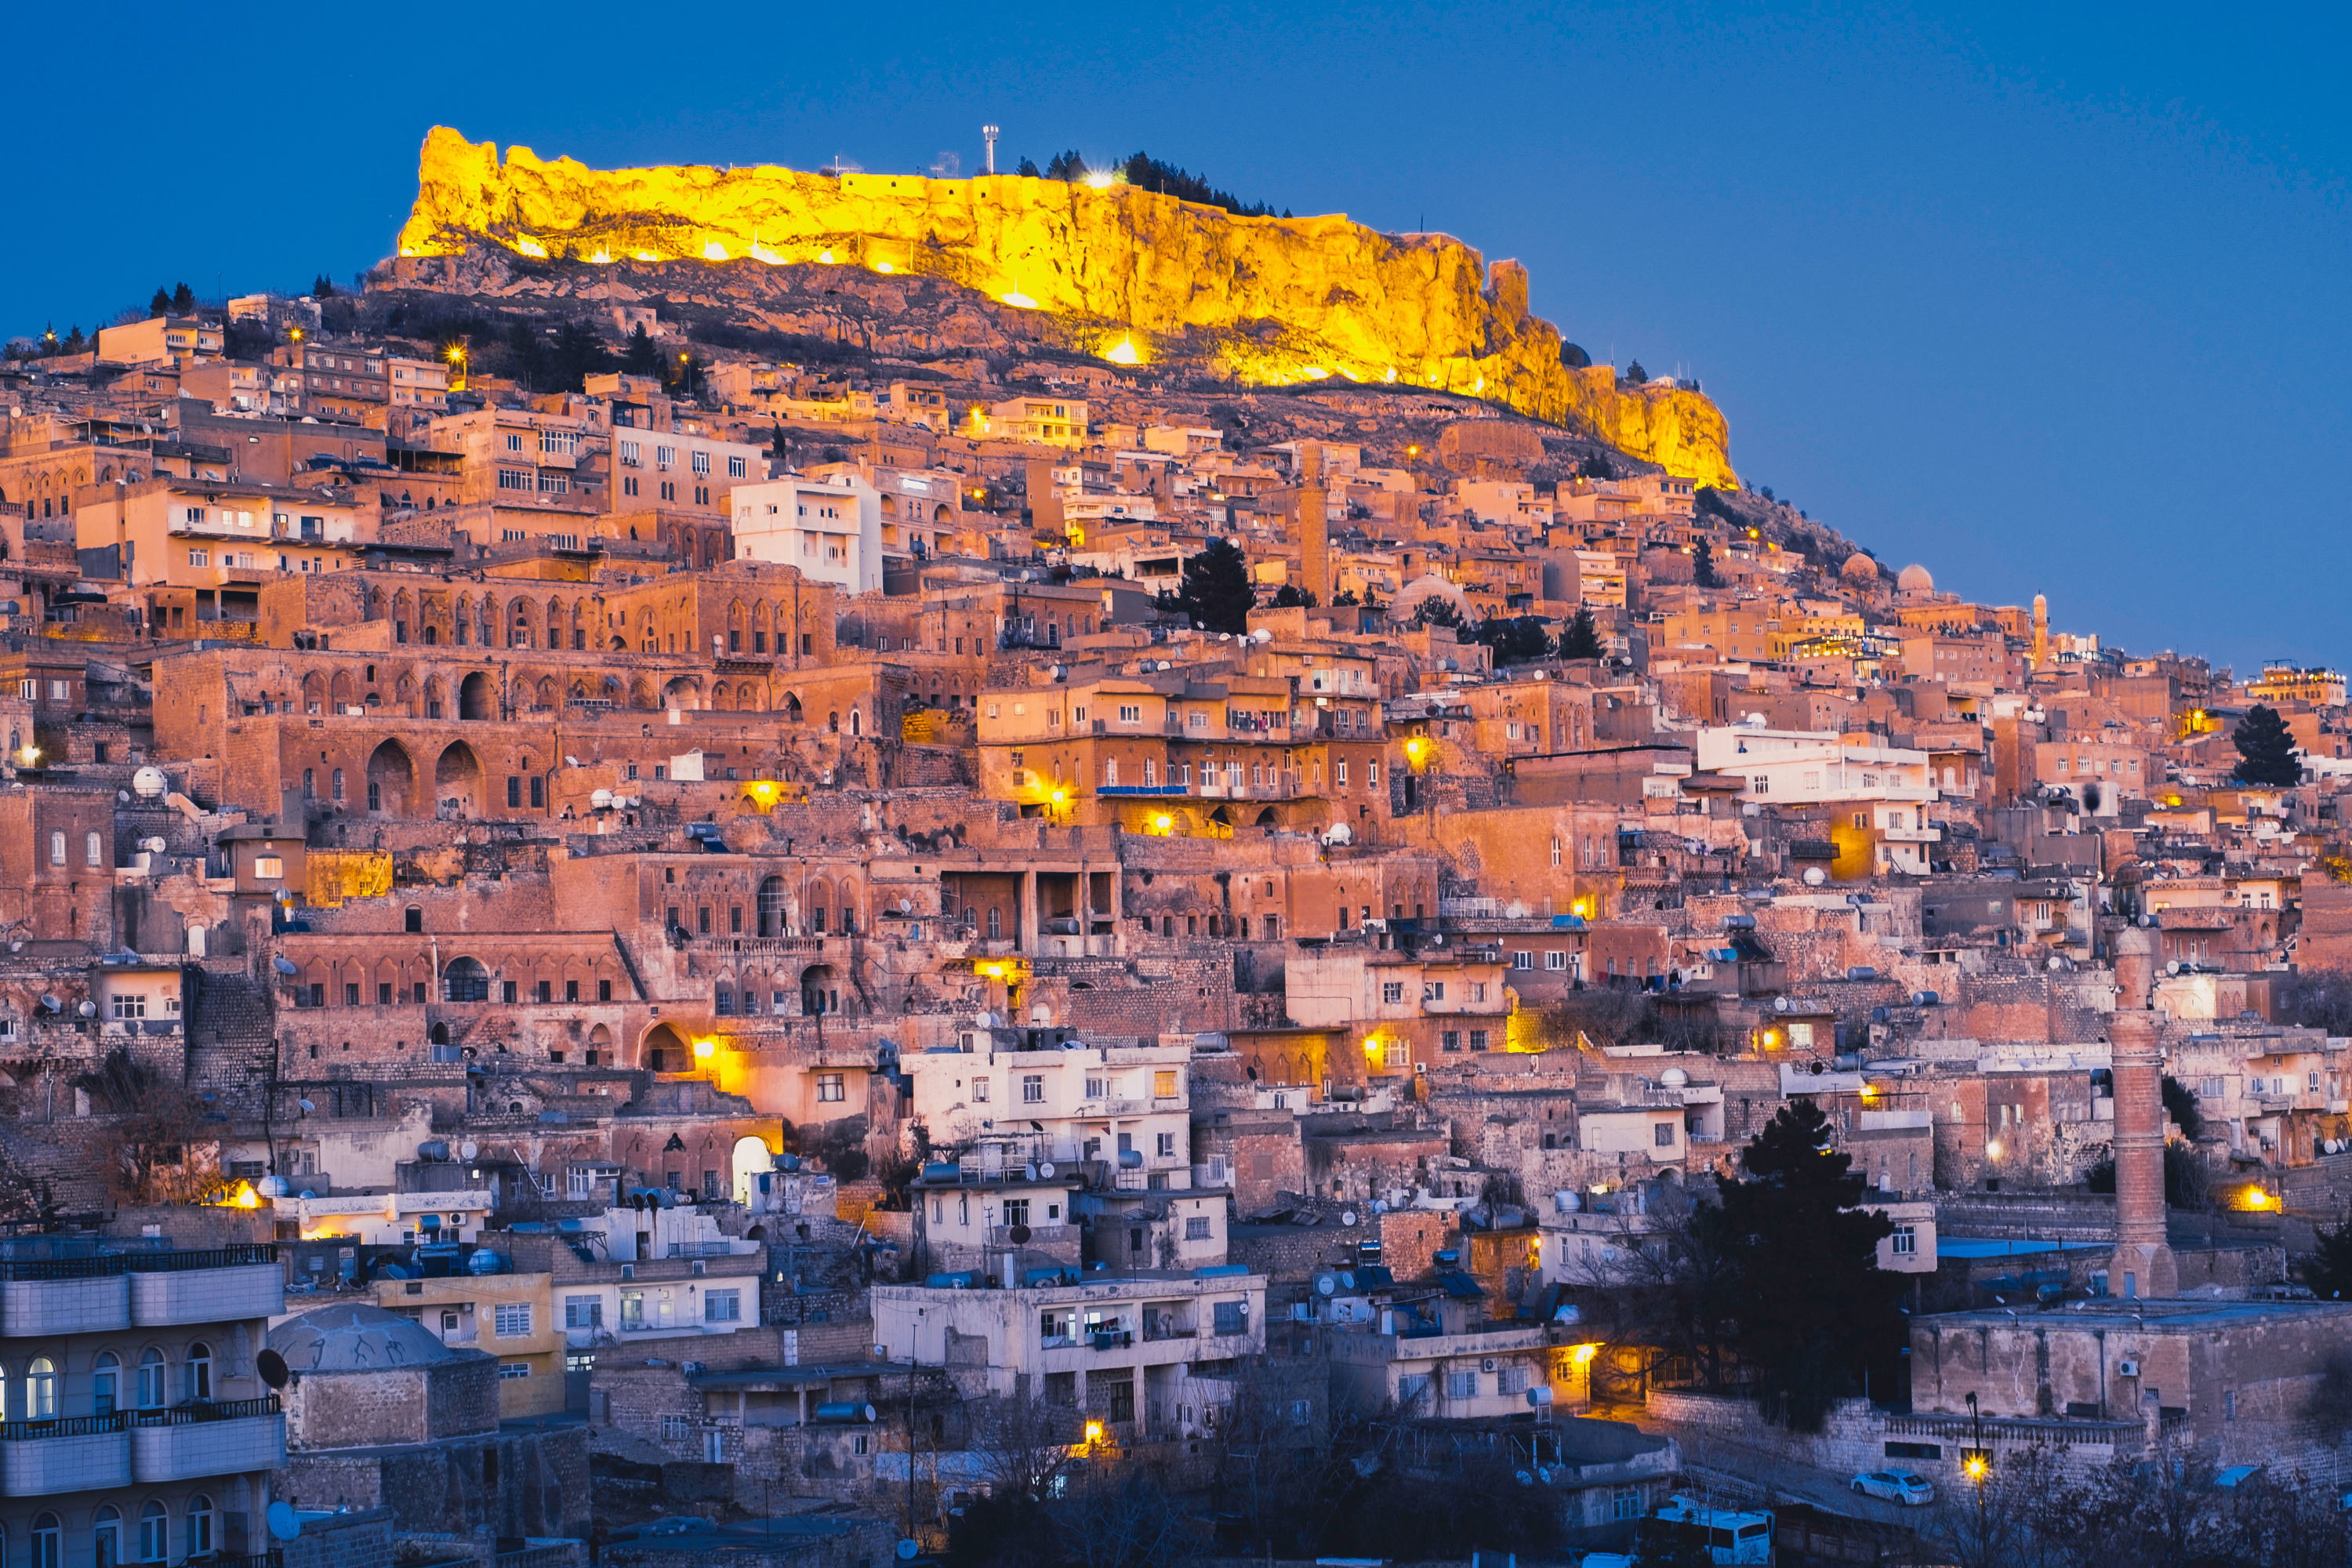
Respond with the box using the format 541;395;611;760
1851;1470;1935;1506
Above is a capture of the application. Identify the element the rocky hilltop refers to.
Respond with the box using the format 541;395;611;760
392;127;1736;486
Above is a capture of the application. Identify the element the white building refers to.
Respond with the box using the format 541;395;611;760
871;1269;1265;1438
730;475;885;592
1694;725;1938;807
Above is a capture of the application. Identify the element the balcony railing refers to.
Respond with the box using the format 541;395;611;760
0;1244;278;1282
132;1395;282;1427
0;1413;131;1441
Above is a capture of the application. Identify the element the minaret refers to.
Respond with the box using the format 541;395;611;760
1298;444;1330;606
2107;924;2177;1299
982;125;1000;176
2031;593;2049;670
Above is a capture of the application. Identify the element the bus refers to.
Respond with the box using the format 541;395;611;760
1646;1495;1775;1564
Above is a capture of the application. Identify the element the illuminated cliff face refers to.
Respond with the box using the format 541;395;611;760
396;128;1735;487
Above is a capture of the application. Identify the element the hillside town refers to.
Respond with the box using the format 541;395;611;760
2;238;2350;1568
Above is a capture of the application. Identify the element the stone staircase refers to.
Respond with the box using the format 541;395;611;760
184;968;278;1116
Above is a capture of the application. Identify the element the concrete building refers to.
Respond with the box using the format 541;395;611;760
0;1232;286;1568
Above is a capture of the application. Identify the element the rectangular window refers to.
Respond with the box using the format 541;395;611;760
493;1303;533;1337
1512;951;1534;969
1655;1123;1677;1148
1468;1029;1489;1051
1442;1030;1461;1051
1383;982;1404;1004
564;1295;603;1329
1212;1301;1248;1336
705;1288;742;1323
1446;1370;1479;1399
1023;1074;1044;1103
1892;1225;1917;1256
816;1073;844;1102
499;1363;531;1380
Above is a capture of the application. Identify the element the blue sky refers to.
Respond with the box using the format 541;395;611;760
9;1;2344;674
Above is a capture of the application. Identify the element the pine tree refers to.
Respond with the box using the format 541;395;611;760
1625;358;1648;383
622;321;662;376
1559;606;1602;660
62;325;85;354
1174;539;1255;634
171;282;195;315
1715;1099;1904;1431
2232;703;2301;786
1693;539;1722;588
149;286;172;316
312;274;336;299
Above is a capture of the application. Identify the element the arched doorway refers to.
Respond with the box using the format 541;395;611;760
731;1135;775;1207
434;742;484;818
757;875;789;938
459;672;494;720
441;957;489;1002
800;964;839;1017
642;1022;688;1074
588;1023;613;1067
365;740;416;816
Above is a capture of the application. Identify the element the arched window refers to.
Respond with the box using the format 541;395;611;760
757;877;788;939
94;1506;122;1568
184;1341;212;1402
135;1504;165;1564
85;832;102;868
26;1356;55;1417
441;957;490;1003
184;1497;212;1560
49;830;64;866
93;1350;119;1415
34;1512;63;1568
136;1348;165;1409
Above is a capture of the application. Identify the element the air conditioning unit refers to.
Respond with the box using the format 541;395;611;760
1480;1357;1501;1374
2118;1359;2140;1377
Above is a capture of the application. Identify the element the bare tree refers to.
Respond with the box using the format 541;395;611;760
74;1050;221;1203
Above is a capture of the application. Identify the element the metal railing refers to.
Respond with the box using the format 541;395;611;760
0;1412;130;1440
132;1396;282;1428
0;1244;277;1282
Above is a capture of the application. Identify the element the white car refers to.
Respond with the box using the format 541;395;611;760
1851;1469;1935;1506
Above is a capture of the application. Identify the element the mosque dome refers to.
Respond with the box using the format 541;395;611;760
1841;554;1879;583
267;1301;472;1371
1896;563;1935;593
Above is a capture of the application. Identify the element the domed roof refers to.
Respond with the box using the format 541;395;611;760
1841;554;1880;583
1896;563;1934;593
1391;573;1471;615
268;1301;472;1371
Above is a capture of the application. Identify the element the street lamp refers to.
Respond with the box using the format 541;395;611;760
1965;1391;1988;1548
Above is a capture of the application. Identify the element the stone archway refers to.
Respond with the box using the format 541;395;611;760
642;1022;689;1074
459;671;495;720
434;742;484;818
365;739;416;816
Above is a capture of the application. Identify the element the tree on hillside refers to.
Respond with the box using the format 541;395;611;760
1015;156;1041;177
312;274;336;298
1624;358;1648;383
2162;1073;2205;1141
149;285;172;316
622;321;663;376
1693;539;1722;588
1044;150;1090;182
1717;1098;1903;1430
2233;703;2302;786
171;282;195;314
2302;1211;2352;1301
1559;606;1603;660
61;325;86;354
1174;538;1254;634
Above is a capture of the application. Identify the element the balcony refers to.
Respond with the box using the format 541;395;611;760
132;1398;285;1482
2;1274;130;1336
0;1415;133;1494
130;1257;283;1326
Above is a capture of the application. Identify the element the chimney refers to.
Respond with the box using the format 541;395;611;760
2107;924;2177;1299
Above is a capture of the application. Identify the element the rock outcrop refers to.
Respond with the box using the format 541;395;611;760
392;129;1736;486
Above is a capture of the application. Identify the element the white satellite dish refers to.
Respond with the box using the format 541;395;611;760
1037;1162;1055;1179
1315;1272;1338;1297
132;766;168;799
564;755;580;767
1254;628;1272;642
1772;996;1790;1013
1802;866;1827;887
1340;1209;1359;1228
460;1142;479;1162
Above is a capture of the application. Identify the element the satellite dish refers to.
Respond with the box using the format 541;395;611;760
900;898;913;913
77;1000;96;1018
260;1174;289;1196
1809;1059;1826;1076
1340;1209;1359;1228
132;766;168;799
590;789;615;810
297;1100;316;1115
1371;1199;1389;1214
266;1501;301;1542
2167;960;2182;975
257;1349;291;1391
1254;628;1272;643
564;755;580;767
1772;996;1790;1013
273;956;300;975
1007;1223;1033;1243
1036;1162;1056;1179
1802;866;1827;887
896;1542;920;1563
1315;1272;1338;1297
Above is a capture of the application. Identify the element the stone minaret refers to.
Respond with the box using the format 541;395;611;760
1298;444;1330;606
2108;924;2177;1298
2031;593;2049;670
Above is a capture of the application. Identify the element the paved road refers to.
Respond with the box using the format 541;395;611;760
1586;1401;1933;1529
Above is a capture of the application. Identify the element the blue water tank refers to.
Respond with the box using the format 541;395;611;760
466;1250;510;1276
924;1271;975;1290
1116;1149;1143;1169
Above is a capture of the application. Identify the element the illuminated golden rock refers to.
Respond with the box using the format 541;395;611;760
396;128;1736;486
